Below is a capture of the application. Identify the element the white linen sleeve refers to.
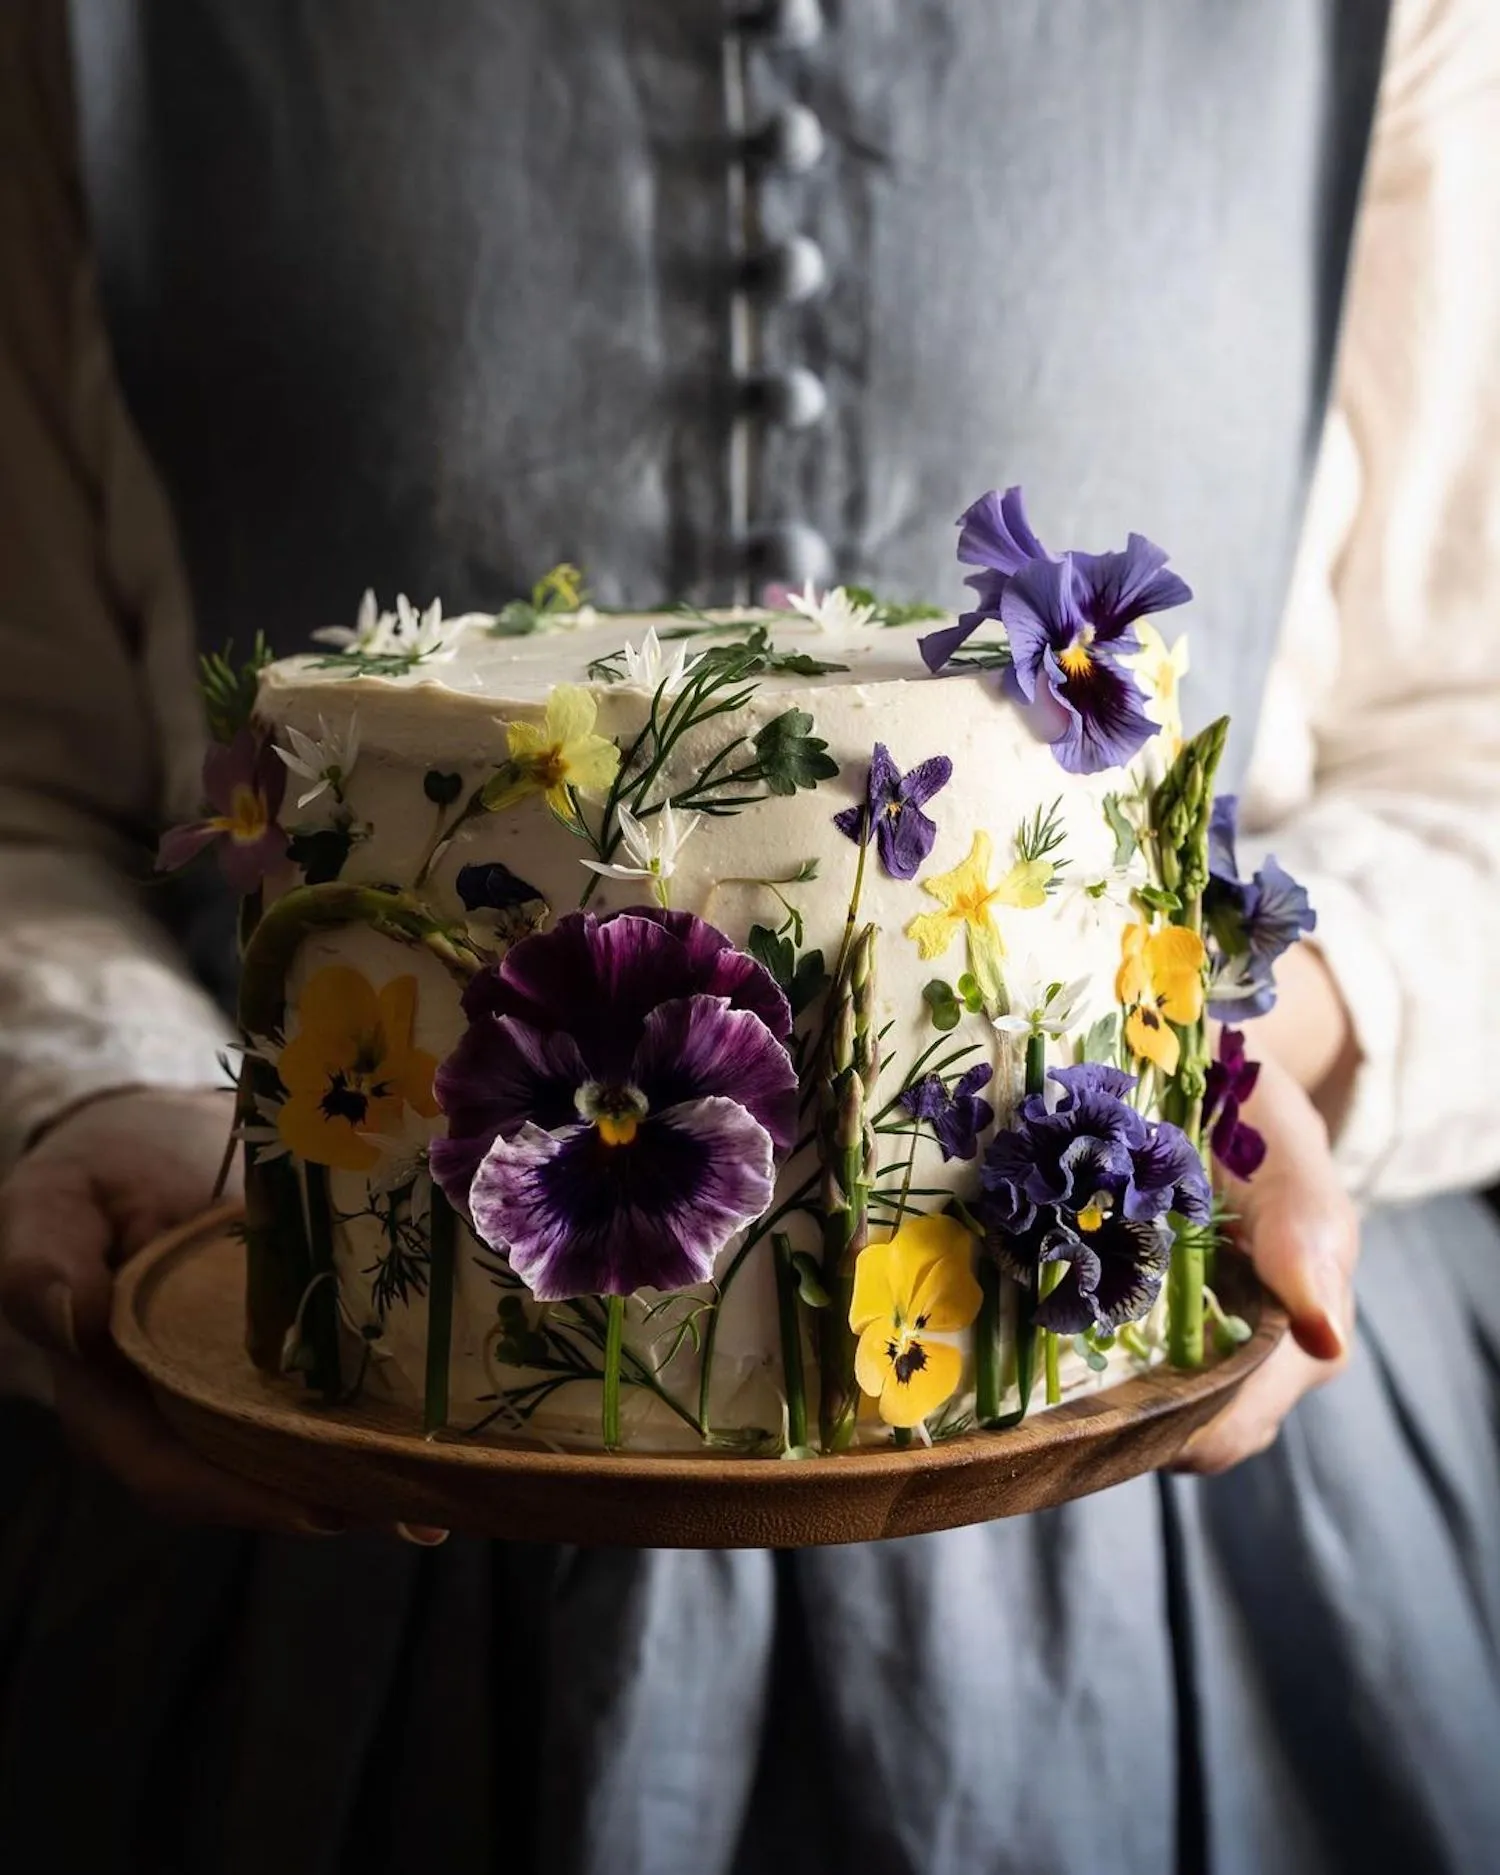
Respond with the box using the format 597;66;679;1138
1241;0;1500;1204
0;0;230;1180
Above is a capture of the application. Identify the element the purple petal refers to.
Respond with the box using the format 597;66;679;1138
867;742;901;805
469;1101;775;1300
832;803;868;844
252;736;288;819
219;824;288;892
1126;1122;1212;1224
1070;535;1192;647
932;1094;993;1163
875;799;938;881
899;1074;951;1123
1247;856;1317;959
918;612;984;674
898;754;953;810
957;486;1048;576
431;1017;591;1211
622;907;793;1043
953;1062;995;1104
155;820;219;872
1045;651;1156;776
1034;1214;1172;1334
1208;795;1241;883
1211;1108;1268;1181
1000;557;1080;696
201;731;258;814
1049;1062;1139;1105
630;995;798;1154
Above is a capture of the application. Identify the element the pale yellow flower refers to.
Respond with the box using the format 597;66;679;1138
492;685;621;817
850;1214;983;1428
1123;622;1190;756
906;830;1052;1005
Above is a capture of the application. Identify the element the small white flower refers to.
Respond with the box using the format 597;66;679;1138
618;627;697;698
274;714;362;807
1062;845;1150;920
313;590;464;665
581;801;702;905
784;581;878;633
992;963;1090;1039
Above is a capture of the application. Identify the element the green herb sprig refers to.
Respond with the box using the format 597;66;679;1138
199;634;274;744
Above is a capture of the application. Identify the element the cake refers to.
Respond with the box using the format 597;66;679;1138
164;490;1313;1455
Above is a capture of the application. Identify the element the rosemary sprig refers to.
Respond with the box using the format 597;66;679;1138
199;633;273;743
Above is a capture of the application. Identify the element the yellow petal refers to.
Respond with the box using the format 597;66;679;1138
543;683;599;747
1125;1005;1180;1075
397;1048;442;1118
892;1215;984;1332
849;1238;897;1334
276;1093;380;1171
905;907;959;961
879;1337;963;1428
994;857;1053;909
922;830;994;911
295;966;381;1053
965;925;1007;1007
1147;926;1206;1024
854;1320;893;1400
502;718;549;762
1115;923;1151;1006
376;975;418;1048
561;731;622;799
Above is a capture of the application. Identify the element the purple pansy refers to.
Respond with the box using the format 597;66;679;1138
429;908;798;1300
155;729;288;891
833;742;953;880
899;1063;995;1162
1204;796;1317;1019
981;1063;1211;1335
919;486;1052;672
1202;1028;1267;1181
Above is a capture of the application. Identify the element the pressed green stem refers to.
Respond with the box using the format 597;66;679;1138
892;1426;913;1449
1040;1264;1064;1405
601;1295;626;1450
771;1231;808;1452
423;1186;457;1436
301;1163;344;1399
1168;1221;1206;1369
974;1258;1004;1424
1025;1030;1047;1094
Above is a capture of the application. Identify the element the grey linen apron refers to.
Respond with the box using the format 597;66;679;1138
4;5;1499;1871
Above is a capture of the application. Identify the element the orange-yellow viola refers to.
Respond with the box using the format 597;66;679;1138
850;1214;983;1429
1115;922;1206;1074
277;967;441;1172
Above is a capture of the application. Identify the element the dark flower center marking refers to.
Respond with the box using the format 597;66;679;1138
574;1079;651;1148
887;1337;930;1385
531;747;567;789
320;1071;370;1125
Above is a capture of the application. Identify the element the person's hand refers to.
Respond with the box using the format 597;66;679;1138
0;1087;358;1534
1174;953;1361;1474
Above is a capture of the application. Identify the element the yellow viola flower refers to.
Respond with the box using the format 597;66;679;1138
277;967;441;1172
906;830;1052;1005
493;684;621;817
1115;922;1206;1075
850;1213;984;1428
1124;622;1190;756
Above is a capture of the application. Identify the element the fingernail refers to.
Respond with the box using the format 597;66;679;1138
42;1280;79;1359
1306;1262;1350;1362
395;1522;450;1547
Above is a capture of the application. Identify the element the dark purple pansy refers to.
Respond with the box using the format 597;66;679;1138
155;729;288;891
455;861;544;912
919;486;1051;672
430;909;797;1300
1202;1028;1267;1181
981;1063;1211;1335
1204;795;1317;1019
898;1062;995;1162
833;742;953;880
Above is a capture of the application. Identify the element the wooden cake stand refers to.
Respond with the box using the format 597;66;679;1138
113;1207;1287;1548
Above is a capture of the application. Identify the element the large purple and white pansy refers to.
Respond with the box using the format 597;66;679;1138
430;908;798;1300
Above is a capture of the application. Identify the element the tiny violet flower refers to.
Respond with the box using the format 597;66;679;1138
156;728;289;891
619;627;697;699
784;581;878;633
1204;796;1317;1019
581;801;702;906
899;1063;996;1163
314;590;464;665
849;1214;984;1428
992;965;1090;1040
1202;1028;1267;1180
274;714;361;808
832;742;953;880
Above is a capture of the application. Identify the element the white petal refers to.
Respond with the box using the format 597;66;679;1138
296;779;332;808
614;804;652;868
580;860;652;882
311;624;356;648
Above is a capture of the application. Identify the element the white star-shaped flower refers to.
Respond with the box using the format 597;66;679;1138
581;801;702;905
274;714;361;807
784;581;878;633
992;963;1090;1039
313;590;464;664
618;627;697;698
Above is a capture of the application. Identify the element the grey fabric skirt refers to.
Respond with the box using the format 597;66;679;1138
2;1193;1497;1875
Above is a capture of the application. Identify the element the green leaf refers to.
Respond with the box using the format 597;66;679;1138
751;710;839;796
923;979;962;1032
286;827;355;886
1078;1011;1120;1065
1073;1334;1110;1374
747;923;796;988
1135;883;1182;915
198;634;274;743
955;972;987;1014
770;651;850;677
490;600;543;638
424;769;463;807
790;1252;831;1308
789;948;829;1018
1102;792;1138;869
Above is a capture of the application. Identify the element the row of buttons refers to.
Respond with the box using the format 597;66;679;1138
730;1;834;591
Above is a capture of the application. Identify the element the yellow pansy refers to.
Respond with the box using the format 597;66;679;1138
850;1213;984;1428
906;830;1052;1004
1115;922;1206;1074
277;967;441;1172
493;684;621;817
1124;622;1190;756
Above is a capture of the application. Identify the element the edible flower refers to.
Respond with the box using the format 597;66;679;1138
919;485;1051;671
313;590;463;665
1204;796;1316;1019
276;967;441;1172
619;627;697;699
784;581;878;633
982;1063;1210;1334
1122;620;1191;757
1115;922;1207;1075
906;831;1052;1006
991;963;1089;1041
156;729;289;890
582;801;702;906
273;714;361;808
850;1214;983;1427
487;685;622;819
898;1063;996;1163
1202;1027;1267;1180
833;742;953;880
430;909;797;1299
455;862;548;950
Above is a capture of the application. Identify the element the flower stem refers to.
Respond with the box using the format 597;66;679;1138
892;1426;913;1449
601;1294;626;1451
771;1231;808;1452
423;1185;457;1436
1041;1263;1064;1405
300;1163;344;1400
974;1259;1003;1424
1167;1218;1206;1370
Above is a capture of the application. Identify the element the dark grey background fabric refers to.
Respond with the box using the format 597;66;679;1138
7;6;1499;1874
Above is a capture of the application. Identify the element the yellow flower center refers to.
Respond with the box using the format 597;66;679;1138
1057;627;1096;678
223;784;268;844
596;1112;639;1147
1076;1192;1114;1233
952;885;995;925
576;1079;649;1148
530;746;569;790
